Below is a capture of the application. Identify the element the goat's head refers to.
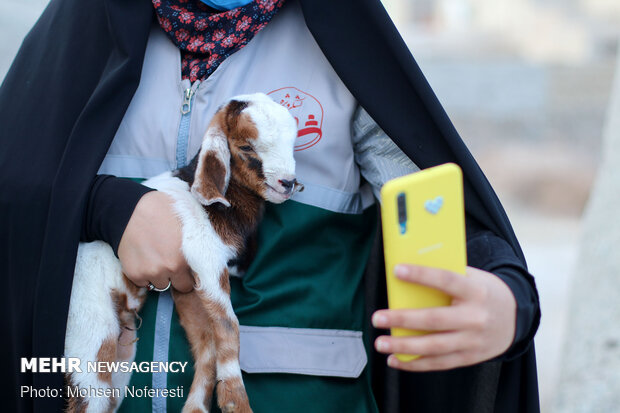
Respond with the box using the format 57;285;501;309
191;93;298;207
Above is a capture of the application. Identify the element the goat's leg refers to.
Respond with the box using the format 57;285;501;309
194;272;252;413
65;295;144;413
109;283;146;408
65;242;145;413
173;289;218;413
65;298;121;413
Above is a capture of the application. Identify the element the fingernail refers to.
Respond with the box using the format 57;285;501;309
387;355;398;367
394;265;409;278
376;338;390;352
372;313;388;327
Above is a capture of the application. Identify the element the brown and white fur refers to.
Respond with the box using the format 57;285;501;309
64;93;299;413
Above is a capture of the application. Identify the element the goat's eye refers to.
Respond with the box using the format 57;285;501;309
239;145;254;152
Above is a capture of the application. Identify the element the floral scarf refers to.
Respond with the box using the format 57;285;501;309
153;0;285;82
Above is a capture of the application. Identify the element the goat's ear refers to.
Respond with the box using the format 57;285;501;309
191;126;231;207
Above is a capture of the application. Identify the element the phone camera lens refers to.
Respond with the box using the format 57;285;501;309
397;193;407;234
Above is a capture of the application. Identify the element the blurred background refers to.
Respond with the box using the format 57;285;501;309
2;0;620;411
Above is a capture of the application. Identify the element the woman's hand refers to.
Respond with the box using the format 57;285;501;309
372;264;516;371
118;191;194;293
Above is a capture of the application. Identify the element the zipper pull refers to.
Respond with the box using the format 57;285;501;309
181;88;194;115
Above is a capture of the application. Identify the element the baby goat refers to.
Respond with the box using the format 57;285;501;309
64;93;299;413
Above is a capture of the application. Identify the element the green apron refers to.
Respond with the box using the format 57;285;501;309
118;200;378;413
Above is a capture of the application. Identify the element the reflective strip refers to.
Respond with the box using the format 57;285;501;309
291;182;366;215
98;155;171;179
239;326;367;378
152;291;174;413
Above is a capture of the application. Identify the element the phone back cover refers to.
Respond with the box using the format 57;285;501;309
380;163;467;353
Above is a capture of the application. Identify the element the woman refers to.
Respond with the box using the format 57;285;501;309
0;0;540;412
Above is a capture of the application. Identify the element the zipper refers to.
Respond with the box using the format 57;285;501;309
180;87;194;115
176;81;200;168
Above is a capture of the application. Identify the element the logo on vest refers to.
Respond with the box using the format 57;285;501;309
268;87;324;151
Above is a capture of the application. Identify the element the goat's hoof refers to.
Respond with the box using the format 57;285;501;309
221;403;252;413
222;404;236;413
216;379;252;413
181;403;208;413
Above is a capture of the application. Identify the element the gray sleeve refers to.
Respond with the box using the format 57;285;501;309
351;105;420;201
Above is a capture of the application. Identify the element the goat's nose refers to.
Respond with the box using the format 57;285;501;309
279;178;296;192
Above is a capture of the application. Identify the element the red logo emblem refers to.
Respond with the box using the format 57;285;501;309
268;87;324;151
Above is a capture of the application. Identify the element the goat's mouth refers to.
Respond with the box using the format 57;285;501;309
265;184;292;203
264;176;302;203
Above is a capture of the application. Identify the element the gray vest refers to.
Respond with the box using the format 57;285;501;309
99;0;373;215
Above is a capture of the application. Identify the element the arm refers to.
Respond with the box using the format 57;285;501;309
81;175;153;254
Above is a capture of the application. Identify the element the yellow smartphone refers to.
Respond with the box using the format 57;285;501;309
380;163;467;362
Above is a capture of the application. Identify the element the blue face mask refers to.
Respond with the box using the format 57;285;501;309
199;0;253;11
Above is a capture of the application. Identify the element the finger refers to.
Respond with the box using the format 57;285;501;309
387;351;479;372
375;332;467;357
394;265;475;299
171;268;195;293
122;272;150;289
129;278;150;289
372;307;477;331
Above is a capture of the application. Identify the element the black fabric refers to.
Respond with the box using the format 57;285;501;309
0;0;540;412
0;0;153;411
81;175;155;255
